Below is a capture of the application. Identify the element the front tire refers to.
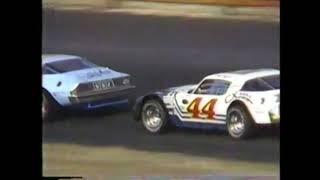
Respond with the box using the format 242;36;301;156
226;105;255;139
141;99;169;134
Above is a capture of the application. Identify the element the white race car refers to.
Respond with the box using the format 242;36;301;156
42;54;135;120
133;69;279;139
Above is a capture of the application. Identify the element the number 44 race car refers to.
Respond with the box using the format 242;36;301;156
133;69;279;139
42;54;136;121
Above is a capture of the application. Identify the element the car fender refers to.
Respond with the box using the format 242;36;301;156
132;85;197;121
226;92;256;122
227;92;272;124
132;92;167;121
42;74;77;106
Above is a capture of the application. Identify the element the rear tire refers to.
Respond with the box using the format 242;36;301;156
226;105;255;139
42;90;60;122
140;99;169;134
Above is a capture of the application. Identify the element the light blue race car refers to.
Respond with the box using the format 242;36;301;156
42;54;136;120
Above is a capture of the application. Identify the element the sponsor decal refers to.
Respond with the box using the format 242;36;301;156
86;69;109;79
225;92;253;104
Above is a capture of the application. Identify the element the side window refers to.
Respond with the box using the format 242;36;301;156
194;79;230;95
42;65;55;74
241;79;272;91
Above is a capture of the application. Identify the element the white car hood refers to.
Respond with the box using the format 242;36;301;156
164;84;198;94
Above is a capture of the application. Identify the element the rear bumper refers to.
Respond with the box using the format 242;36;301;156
68;86;135;109
251;105;280;124
269;113;280;124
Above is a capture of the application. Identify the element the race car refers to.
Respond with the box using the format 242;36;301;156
133;69;279;139
42;54;135;120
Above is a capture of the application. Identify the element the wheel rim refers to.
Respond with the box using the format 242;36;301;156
228;111;245;136
142;104;163;131
42;93;48;118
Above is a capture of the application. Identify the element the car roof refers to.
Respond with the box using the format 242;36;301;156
204;68;279;82
42;54;81;65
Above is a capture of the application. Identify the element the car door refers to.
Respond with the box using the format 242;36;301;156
173;79;231;123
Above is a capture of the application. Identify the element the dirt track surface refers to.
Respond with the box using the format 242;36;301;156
42;9;279;176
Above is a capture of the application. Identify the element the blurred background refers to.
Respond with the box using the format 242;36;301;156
43;0;279;7
43;0;279;21
42;0;279;179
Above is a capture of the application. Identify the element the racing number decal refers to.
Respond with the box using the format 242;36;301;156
202;99;217;119
186;97;202;118
186;98;217;119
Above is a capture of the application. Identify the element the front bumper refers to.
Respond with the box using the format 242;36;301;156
68;86;135;109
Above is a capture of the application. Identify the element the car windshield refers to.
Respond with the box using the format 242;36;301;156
46;58;97;73
260;75;280;89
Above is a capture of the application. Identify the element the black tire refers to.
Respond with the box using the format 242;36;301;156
42;90;60;122
226;105;255;139
140;99;169;134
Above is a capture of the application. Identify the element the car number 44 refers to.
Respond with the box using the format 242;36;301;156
186;97;217;119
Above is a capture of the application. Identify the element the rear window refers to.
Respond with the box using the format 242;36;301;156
42;65;56;74
241;75;280;91
261;75;280;89
46;58;97;73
